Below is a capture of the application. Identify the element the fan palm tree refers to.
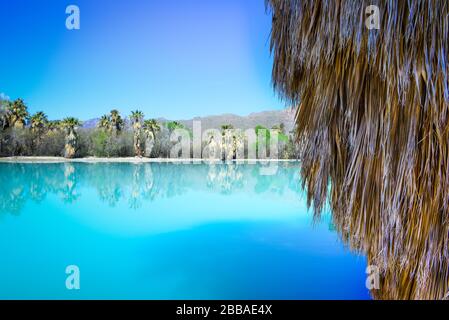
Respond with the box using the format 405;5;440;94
109;109;123;135
220;124;234;131
7;99;29;128
267;0;449;299
61;117;81;158
143;119;161;157
220;124;235;160
30;112;48;133
47;120;62;132
97;114;111;132
30;111;48;148
166;121;184;132
130;110;144;157
271;123;285;135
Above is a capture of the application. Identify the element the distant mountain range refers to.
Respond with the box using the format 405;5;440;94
82;108;296;132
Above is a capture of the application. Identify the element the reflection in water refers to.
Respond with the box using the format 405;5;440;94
0;162;302;214
61;163;79;204
207;163;243;194
0;162;447;299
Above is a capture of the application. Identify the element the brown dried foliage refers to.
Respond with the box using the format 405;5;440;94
267;0;449;299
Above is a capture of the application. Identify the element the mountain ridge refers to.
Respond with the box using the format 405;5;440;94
82;108;296;132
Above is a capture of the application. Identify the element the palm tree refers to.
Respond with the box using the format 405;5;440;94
61;117;81;158
130;110;144;157
97;114;111;132
279;123;285;134
47;120;62;132
30;111;48;148
109;109;123;134
30;112;48;133
143;119;161;157
220;124;234;131
220;124;235;160
271;123;285;135
267;0;449;299
166;121;184;132
7;99;29;128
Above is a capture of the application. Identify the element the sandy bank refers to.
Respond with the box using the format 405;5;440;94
0;156;299;164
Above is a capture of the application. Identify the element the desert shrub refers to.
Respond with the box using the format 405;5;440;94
34;131;65;156
0;128;33;156
88;129;109;157
104;131;133;157
77;129;134;157
152;126;171;158
76;129;93;157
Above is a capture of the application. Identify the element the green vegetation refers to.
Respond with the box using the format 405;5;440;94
166;121;184;132
0;98;298;159
0;100;153;158
253;124;291;158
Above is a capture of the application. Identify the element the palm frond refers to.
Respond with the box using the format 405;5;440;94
267;0;449;300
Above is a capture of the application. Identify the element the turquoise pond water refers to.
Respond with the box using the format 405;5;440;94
0;162;371;299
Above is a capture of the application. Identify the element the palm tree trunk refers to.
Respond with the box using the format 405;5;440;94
134;131;142;157
145;136;154;158
64;129;77;158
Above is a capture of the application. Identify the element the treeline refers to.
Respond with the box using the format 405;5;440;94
0;98;299;159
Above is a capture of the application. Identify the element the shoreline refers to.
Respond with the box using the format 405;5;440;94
0;156;300;164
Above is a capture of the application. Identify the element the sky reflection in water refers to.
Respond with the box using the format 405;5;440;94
0;162;370;299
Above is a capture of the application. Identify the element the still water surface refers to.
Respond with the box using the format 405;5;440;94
0;162;370;299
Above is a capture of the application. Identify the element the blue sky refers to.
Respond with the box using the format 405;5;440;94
0;0;283;120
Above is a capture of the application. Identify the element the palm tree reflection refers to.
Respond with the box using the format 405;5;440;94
207;163;243;194
129;164;143;209
0;162;301;214
60;163;79;203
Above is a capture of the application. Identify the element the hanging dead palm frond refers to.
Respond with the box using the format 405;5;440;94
267;0;449;299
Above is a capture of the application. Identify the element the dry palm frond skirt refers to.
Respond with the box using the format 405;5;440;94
267;0;449;299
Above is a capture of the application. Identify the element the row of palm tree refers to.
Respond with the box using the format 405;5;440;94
1;99;164;158
98;109;161;157
98;109;125;134
1;98;292;159
1;98;82;158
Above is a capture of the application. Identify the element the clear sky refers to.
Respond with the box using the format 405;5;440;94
0;0;283;121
